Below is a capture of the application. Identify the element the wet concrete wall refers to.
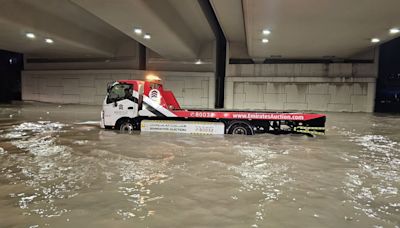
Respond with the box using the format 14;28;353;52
21;70;214;108
225;63;377;112
21;62;377;112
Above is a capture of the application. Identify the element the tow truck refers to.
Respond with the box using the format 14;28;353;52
100;75;326;136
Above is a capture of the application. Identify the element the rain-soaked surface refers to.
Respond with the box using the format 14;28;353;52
0;102;399;228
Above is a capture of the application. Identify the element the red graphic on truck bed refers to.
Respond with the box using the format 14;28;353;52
172;111;324;121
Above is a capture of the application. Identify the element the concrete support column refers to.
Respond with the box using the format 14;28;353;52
225;78;234;109
138;43;146;70
198;0;227;109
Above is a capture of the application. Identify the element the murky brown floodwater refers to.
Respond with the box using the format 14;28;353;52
0;102;399;228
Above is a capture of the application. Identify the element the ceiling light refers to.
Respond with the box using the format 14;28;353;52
390;28;400;34
371;38;380;43
45;38;54;44
262;29;271;35
26;33;36;39
262;38;269;43
134;28;142;34
195;59;202;65
144;34;151;40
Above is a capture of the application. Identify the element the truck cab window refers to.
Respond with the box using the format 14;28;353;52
106;84;133;104
150;83;160;89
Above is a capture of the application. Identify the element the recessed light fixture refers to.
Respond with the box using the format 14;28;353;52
134;28;142;35
26;33;36;39
371;38;380;43
262;38;269;43
144;34;151;40
390;28;400;34
45;38;54;44
195;59;202;65
262;29;271;35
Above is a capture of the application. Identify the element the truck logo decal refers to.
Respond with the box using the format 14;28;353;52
149;89;161;103
119;104;123;110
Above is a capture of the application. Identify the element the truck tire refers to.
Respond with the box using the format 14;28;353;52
227;121;254;135
118;119;134;133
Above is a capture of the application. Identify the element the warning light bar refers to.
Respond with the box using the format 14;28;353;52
146;74;161;82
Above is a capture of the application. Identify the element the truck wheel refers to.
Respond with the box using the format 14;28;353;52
227;121;254;135
119;120;134;133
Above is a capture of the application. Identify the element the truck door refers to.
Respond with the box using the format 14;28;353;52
102;83;139;127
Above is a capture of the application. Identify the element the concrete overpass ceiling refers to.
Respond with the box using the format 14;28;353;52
72;0;215;60
0;0;135;58
1;0;398;61
243;0;400;59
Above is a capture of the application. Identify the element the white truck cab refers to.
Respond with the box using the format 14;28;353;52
101;81;141;130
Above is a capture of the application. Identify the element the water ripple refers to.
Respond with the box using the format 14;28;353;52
230;144;294;226
339;129;400;225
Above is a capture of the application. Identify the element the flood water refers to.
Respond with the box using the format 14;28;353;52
0;102;399;228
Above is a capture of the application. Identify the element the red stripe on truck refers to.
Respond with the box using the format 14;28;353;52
172;111;325;121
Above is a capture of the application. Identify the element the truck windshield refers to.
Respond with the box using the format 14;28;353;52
106;83;133;104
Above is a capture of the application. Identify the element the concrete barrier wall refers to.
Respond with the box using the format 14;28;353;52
21;70;215;109
22;62;378;112
225;64;377;112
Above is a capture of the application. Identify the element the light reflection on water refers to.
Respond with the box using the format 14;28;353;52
230;144;294;227
0;104;399;228
0;119;175;225
339;128;400;224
